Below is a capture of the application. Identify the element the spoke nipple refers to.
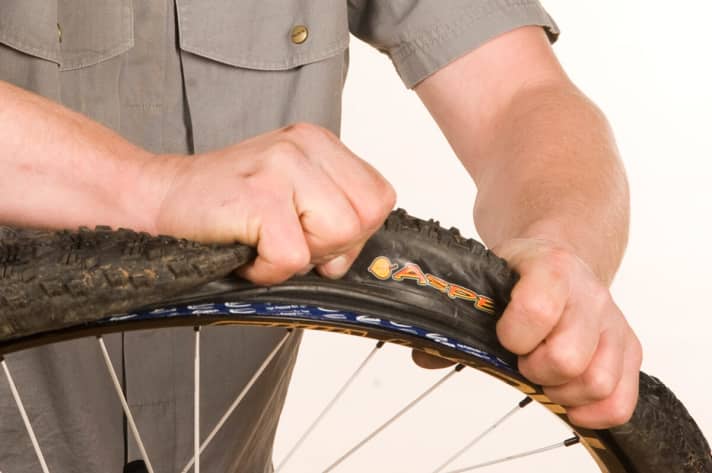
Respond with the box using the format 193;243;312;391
455;363;465;372
564;433;581;447
519;397;533;408
376;341;385;348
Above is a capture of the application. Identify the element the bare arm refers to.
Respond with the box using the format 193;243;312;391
416;27;628;280
416;26;641;428
0;80;395;284
0;80;168;232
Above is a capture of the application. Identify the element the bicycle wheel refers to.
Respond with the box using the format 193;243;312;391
0;209;709;472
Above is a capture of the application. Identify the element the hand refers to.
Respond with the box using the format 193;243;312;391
149;122;396;285
493;238;642;429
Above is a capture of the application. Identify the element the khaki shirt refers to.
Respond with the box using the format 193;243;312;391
0;1;557;472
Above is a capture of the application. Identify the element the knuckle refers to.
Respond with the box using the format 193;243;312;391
282;121;314;135
316;124;339;142
546;342;588;379
283;122;331;142
496;317;535;355
360;201;389;231
606;398;636;426
583;368;618;400
494;320;520;352
325;214;362;247
514;290;560;330
268;139;304;163
279;246;311;274
357;191;395;232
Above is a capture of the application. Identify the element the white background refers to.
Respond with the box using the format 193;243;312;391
274;1;712;471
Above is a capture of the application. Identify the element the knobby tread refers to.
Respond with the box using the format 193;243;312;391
0;210;709;472
380;208;517;303
0;225;254;341
382;213;710;472
381;213;710;472
608;373;712;472
383;209;504;269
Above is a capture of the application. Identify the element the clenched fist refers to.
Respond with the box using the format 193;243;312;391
150;123;396;285
493;238;642;429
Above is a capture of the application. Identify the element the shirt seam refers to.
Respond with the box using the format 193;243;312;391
179;38;349;70
59;39;135;71
389;0;543;63
0;31;59;63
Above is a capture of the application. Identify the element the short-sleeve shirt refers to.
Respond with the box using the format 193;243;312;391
0;1;558;471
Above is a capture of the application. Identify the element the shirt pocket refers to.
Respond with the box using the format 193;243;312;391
174;0;351;151
0;0;133;71
175;0;349;71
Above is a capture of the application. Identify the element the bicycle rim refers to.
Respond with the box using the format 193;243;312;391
0;210;709;472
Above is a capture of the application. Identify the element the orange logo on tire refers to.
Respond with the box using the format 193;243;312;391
367;256;497;315
367;256;396;280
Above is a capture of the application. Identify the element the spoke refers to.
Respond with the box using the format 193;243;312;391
180;330;292;473
97;337;155;473
323;364;464;472
194;327;201;473
276;341;385;472
431;397;533;473
2;358;51;473
443;435;581;472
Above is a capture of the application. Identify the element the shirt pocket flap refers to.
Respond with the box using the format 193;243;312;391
0;1;60;63
176;0;349;70
58;0;134;70
0;0;133;70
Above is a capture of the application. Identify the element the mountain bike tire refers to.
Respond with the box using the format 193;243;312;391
0;209;709;473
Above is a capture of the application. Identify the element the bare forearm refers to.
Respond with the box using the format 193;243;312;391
472;83;629;284
0;80;174;232
416;27;640;428
0;81;395;288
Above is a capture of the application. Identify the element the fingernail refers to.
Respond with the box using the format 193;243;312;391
321;255;350;279
297;264;315;276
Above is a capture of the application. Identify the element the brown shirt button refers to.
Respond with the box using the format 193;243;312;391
290;25;308;45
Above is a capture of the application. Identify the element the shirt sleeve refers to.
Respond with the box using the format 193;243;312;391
348;0;559;88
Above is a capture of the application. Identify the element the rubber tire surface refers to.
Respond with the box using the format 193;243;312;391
0;210;709;472
0;225;253;340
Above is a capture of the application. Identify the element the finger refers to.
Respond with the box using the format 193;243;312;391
316;239;366;279
543;326;625;406
518;300;602;386
286;157;364;261
495;256;570;355
292;125;396;232
565;333;642;429
322;152;396;232
412;350;457;369
238;202;310;285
